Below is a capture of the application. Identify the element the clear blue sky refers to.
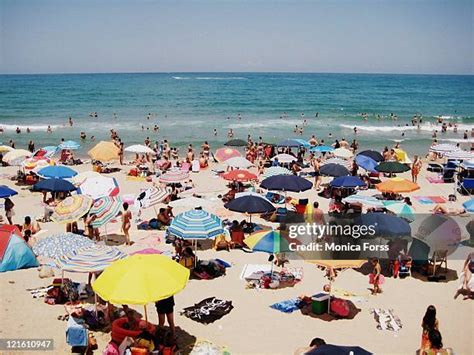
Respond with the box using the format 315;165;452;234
0;0;472;74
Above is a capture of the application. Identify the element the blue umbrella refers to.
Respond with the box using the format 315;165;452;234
168;209;224;240
0;185;18;198
310;145;334;153
355;213;411;237
224;195;275;214
330;176;367;188
358;150;383;162
463;199;474;213
37;165;78;179
320;163;350;177
33;178;76;192
58;140;81;150
277;139;308;148
306;344;372;355
32;233;94;259
355;154;378;173
261;175;312;192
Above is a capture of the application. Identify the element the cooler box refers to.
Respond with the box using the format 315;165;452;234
311;293;330;315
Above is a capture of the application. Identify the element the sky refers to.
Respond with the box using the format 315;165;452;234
0;0;472;74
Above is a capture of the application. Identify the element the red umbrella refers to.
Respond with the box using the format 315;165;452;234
221;169;257;182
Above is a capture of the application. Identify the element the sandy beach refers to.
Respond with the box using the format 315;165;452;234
0;153;473;355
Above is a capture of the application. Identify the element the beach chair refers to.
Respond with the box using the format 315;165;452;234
458;178;474;195
397;256;412;278
427;250;448;276
427;163;444;173
442;168;456;183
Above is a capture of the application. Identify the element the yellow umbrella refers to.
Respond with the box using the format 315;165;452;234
51;195;93;224
307;259;366;269
393;148;411;164
92;254;190;305
88;141;120;162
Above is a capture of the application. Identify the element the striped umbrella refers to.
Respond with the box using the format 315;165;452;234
214;148;242;162
271;154;297;164
78;176;120;200
51;195;93;224
159;170;189;184
89;196;123;228
429;144;459;154
261;166;292;179
56;244;126;273
383;201;415;221
244;229;291;254
323;158;351;168
444;150;474;160
3;149;32;165
135;187;169;209
71;171;102;185
342;194;384;207
58;140;81;150
32;233;94;259
168;209;224;240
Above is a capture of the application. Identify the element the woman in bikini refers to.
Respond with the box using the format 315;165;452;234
121;202;132;246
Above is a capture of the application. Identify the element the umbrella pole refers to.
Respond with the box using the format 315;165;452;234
328;277;333;314
144;304;148;323
93;273;98;317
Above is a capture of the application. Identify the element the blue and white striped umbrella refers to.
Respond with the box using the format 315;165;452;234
32;233;94;260
261;166;292;179
58;140;81;150
168;209;224;240
383;201;415;221
342;194;384;207
56;244;126;273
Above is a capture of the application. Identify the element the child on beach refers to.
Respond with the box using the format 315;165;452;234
370;257;383;295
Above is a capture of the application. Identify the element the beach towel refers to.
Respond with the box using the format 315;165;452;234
188;339;230;355
282;267;303;281
270;298;302;313
181;297;233;324
240;264;272;280
426;176;445;184
66;316;88;347
414;196;447;205
370;308;402;332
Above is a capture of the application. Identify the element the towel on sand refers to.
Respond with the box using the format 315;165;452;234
270;299;302;313
181;297;233;324
240;264;272;280
414;196;447;204
370;308;402;332
426;176;445;184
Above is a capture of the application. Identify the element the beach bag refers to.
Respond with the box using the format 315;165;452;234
330;298;350;317
103;341;120;355
61;279;79;302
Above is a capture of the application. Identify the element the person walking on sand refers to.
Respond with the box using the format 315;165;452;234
121;202;132;246
370;257;383;295
412;155;422;183
421;305;439;351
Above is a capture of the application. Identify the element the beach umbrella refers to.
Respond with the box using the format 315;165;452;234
375;161;410;174
33;178;76;193
214;147;242;162
276;139;310;148
51;195;93;224
333;148;353;159
78;176;120;199
168;209;224;240
224;156;253;168
71;171;102;185
375;177;419;193
124;144;155;154
168;197;217;210
355;213;411;237
92;254;190;306
261;166;292;179
310;145;334;153
88;141;120;162
444;150;474;160
320;163;350;177
22;157;55;171
0;185;18;198
89;196;123;228
383;201;415;221
261;175;312;192
56;244;126;273
429;144;459;154
34;146;58;158
159;170;190;184
224;139;248;147
330;176;367;188
244;229;291;254
135;187;169;209
358;150;383;162
3;149;31;165
130;248;163;256
323;158;350;168
37;165;77;179
271;154;297;164
0;145;13;153
463;199;474;213
32;232;94;259
393;148;411;164
342;194;384;207
58;140;80;150
355;154;378;173
221;169;257;182
305;344;372;355
224;195;275;214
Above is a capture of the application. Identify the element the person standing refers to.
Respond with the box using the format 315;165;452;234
370;257;383;295
412;155;422;183
4;197;14;224
155;296;175;338
121;202;132;246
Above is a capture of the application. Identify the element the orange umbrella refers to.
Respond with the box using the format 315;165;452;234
376;177;420;193
221;169;257;182
214;148;241;162
306;259;366;270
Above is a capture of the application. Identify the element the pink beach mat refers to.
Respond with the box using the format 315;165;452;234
426;176;445;184
414;196;447;205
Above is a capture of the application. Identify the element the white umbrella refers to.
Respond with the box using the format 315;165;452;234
333;148;353;159
124;144;155;154
78;176;120;200
444;150;474;160
224;157;253;168
3;149;31;165
429;144;460;154
271;154;297;164
71;171;102;185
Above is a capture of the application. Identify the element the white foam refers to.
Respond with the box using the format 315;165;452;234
0;123;63;132
340;122;474;133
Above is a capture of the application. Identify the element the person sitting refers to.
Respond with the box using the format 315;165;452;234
213;233;231;251
122;308;140;331
294;337;326;355
454;252;474;300
134;320;156;353
432;203;466;215
222;186;237;203
230;220;245;248
160;156;172;171
22;216;41;235
179;247;196;269
199;153;208;168
157;208;171;227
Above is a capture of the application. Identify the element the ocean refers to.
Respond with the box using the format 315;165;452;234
0;72;473;156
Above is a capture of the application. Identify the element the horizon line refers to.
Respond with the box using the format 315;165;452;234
0;70;473;76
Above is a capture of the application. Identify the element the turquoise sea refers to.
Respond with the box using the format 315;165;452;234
0;73;473;156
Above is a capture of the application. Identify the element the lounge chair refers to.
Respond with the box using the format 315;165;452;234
427;163;444;173
442;168;456;183
458;178;474;195
427;250;448;276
